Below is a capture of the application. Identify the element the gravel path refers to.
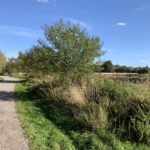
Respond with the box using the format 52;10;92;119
0;76;29;150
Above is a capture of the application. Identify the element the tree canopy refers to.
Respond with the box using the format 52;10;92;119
102;60;114;72
43;20;103;79
13;20;103;82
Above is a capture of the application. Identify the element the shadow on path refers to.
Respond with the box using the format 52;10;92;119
0;91;15;101
0;80;25;101
0;80;22;84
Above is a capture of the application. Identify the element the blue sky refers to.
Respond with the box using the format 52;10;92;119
0;0;150;67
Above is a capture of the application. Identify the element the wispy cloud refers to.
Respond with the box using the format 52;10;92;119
0;25;42;39
37;0;49;3
37;0;56;6
139;53;150;57
134;6;150;12
64;17;93;31
116;22;127;27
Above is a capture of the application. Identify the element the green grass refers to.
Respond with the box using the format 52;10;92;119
15;82;150;150
0;77;4;81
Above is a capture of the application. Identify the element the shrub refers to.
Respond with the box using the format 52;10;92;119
102;60;114;72
129;100;150;144
109;99;150;144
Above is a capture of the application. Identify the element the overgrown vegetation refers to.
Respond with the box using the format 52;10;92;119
16;81;150;150
4;19;150;149
34;75;150;144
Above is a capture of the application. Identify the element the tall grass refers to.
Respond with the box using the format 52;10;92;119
16;81;150;150
31;75;150;145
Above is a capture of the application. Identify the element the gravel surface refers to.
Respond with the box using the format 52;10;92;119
0;76;29;150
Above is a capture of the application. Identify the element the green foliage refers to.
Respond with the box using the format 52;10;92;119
12;19;103;83
4;58;18;75
129;101;150;143
93;62;103;73
71;132;110;150
114;65;135;73
109;99;150;144
87;78;150;143
137;66;150;74
75;103;108;131
18;46;55;78
114;65;150;74
43;20;102;79
102;60;114;72
0;50;6;73
86;78;141;102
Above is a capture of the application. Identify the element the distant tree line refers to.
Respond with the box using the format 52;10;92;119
94;60;150;74
114;65;150;74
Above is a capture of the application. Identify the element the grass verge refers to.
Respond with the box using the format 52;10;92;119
15;82;150;150
0;77;4;81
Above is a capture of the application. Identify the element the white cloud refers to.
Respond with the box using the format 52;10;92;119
116;22;127;27
37;0;49;3
0;25;42;39
37;0;56;6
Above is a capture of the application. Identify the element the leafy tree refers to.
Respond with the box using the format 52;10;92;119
0;50;6;74
43;19;103;82
9;19;103;84
4;58;18;75
16;19;103;83
18;45;56;78
102;60;114;72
